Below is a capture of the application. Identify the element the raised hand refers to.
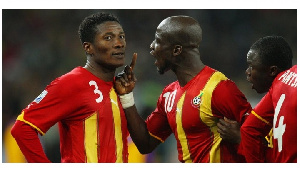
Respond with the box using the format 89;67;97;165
114;53;137;95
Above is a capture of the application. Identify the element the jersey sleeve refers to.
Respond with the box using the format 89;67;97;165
252;91;275;127
145;92;172;142
240;92;273;162
211;80;252;123
11;120;51;162
18;77;78;135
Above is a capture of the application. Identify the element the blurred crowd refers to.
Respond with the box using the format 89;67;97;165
2;9;297;163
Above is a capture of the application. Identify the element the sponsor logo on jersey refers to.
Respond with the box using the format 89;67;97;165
191;91;203;108
34;90;48;103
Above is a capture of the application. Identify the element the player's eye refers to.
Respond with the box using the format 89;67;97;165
104;36;112;40
120;35;125;39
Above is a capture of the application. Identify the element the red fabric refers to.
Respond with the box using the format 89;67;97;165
146;66;252;162
11;120;51;163
240;65;297;163
211;80;251;124
13;67;128;162
240;113;271;162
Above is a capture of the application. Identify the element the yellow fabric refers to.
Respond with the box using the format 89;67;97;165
128;139;147;163
265;129;274;148
251;110;270;125
199;71;227;163
110;88;124;163
251;110;273;148
3;123;27;163
84;112;98;163
176;92;192;163
16;111;45;135
149;132;164;143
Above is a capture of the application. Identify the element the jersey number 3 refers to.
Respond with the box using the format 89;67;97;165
273;94;286;152
89;80;103;103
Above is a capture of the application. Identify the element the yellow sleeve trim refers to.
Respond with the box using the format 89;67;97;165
148;132;164;143
16;111;45;136
251;110;270;125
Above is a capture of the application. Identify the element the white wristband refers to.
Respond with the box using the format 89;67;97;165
119;92;135;109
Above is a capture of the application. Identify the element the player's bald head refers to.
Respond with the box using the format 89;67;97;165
157;15;202;47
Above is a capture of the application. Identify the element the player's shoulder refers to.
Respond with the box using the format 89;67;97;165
273;65;297;94
59;67;86;80
205;66;230;82
291;64;297;71
48;67;87;88
208;67;236;88
162;80;180;93
213;77;243;96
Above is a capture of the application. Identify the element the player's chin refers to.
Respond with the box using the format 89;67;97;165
115;58;125;66
157;65;170;75
253;86;265;94
157;67;166;75
116;63;125;68
111;61;125;69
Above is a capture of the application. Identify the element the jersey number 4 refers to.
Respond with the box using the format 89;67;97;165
273;94;286;152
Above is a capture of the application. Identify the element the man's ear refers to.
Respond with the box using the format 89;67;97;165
269;65;280;77
83;42;93;55
173;45;182;56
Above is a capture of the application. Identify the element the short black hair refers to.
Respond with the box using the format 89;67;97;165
78;12;120;44
250;36;293;71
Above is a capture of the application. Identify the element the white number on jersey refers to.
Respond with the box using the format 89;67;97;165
163;90;177;113
273;94;286;152
89;80;103;103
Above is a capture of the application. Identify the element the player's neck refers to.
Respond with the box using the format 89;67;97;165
174;57;205;87
84;62;115;82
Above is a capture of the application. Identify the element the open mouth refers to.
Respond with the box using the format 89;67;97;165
250;83;254;89
151;54;158;66
112;52;124;58
154;59;158;66
246;77;254;89
246;76;251;83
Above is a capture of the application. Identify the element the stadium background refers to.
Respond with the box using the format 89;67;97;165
2;9;297;163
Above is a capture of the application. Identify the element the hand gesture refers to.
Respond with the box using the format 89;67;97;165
217;117;241;144
114;53;137;95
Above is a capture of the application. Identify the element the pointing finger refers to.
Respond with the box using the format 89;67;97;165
130;53;137;70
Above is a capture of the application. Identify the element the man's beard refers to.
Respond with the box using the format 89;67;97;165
157;68;165;75
157;62;170;75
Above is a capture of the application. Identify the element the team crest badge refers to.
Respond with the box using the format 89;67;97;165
191;91;203;108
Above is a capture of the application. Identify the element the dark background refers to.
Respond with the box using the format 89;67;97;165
2;9;297;162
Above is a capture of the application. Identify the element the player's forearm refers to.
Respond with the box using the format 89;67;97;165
119;92;157;153
124;105;154;154
11;120;51;163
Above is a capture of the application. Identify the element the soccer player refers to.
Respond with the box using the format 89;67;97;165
240;36;297;162
114;15;252;163
11;12;129;163
217;36;296;163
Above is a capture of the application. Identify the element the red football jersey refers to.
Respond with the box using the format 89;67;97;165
241;65;297;163
17;67;129;163
146;66;252;163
